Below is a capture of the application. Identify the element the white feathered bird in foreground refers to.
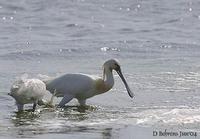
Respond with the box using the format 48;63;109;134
9;78;52;112
45;59;134;107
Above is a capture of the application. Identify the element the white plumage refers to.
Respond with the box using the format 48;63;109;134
45;59;134;107
9;78;47;111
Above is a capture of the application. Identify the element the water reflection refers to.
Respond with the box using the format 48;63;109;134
62;105;99;113
11;110;40;127
102;128;113;139
9;105;113;138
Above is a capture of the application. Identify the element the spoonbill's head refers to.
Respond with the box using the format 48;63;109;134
103;59;134;98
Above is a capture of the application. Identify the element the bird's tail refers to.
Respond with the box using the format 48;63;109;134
49;89;57;105
38;90;57;107
42;79;50;85
37;74;52;85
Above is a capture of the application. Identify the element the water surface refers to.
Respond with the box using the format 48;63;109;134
0;0;200;138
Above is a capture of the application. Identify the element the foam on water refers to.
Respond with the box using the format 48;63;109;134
134;107;200;127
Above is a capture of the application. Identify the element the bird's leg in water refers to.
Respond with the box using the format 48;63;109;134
57;94;74;108
78;99;86;106
32;100;38;112
17;103;24;111
38;99;47;105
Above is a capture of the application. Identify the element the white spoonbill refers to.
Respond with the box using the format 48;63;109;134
45;59;134;107
9;78;49;112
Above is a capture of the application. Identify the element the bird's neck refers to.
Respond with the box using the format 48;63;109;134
103;67;114;90
95;68;114;94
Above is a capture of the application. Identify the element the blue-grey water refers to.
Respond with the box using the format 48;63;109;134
1;0;200;138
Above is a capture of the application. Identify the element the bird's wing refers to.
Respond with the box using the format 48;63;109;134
45;74;96;95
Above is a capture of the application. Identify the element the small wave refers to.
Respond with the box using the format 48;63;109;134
0;50;51;60
2;3;26;12
100;47;120;52
160;44;172;49
59;48;83;53
134;108;200;126
118;28;135;34
65;23;84;28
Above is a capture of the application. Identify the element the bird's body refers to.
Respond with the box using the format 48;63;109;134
45;59;133;107
9;79;47;111
46;73;112;101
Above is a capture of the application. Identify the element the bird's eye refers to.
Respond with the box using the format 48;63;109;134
114;63;120;70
